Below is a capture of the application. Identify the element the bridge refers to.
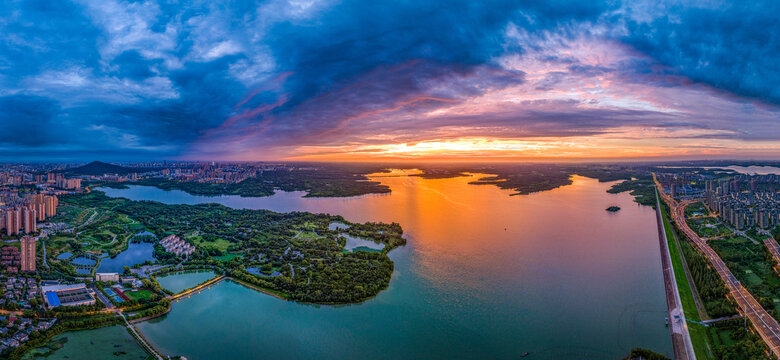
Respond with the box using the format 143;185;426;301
168;275;226;301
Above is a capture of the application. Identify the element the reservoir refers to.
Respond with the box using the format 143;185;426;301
157;270;218;294
97;242;155;273
104;172;672;359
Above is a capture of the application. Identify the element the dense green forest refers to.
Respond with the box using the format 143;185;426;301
61;191;405;303
112;166;391;198
607;179;657;207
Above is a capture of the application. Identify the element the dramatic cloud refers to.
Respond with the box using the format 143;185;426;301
0;0;778;160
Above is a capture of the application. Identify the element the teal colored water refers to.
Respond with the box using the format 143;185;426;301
156;271;217;294
22;325;148;360
97;242;154;273
106;173;672;359
343;234;385;252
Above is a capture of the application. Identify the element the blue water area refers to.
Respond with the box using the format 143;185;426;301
75;268;92;275
343;234;384;252
109;174;673;359
56;252;72;260
97;242;155;273
71;257;96;266
245;267;280;277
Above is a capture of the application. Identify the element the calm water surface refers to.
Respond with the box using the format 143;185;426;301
157;271;217;294
104;172;672;359
703;165;780;175
97;242;154;273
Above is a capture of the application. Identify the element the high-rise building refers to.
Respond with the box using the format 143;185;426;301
36;202;45;221
20;235;35;272
5;209;19;236
22;208;36;234
43;195;57;217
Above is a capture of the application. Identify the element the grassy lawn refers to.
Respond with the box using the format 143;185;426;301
192;236;232;252
212;253;241;261
661;204;701;321
124;289;155;302
687;217;732;238
688;322;712;359
294;231;322;242
685;202;711;217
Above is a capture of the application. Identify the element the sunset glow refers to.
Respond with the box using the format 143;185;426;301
1;1;780;161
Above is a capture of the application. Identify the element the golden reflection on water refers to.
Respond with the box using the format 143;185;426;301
362;171;659;300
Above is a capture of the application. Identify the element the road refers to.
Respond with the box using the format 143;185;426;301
654;189;696;360
654;174;780;358
120;311;164;359
765;237;780;270
91;285;115;309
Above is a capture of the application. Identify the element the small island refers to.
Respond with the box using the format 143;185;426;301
606;206;621;212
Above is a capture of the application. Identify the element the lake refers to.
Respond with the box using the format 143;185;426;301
156;270;218;294
703;165;780;175
22;325;148;360
105;172;672;359
96;242;155;273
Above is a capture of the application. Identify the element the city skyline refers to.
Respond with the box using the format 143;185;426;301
1;1;780;162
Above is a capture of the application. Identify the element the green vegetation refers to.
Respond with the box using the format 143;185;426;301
708;319;772;359
687;217;732;238
20;325;151;360
44;203;147;277
60;190;406;303
678;239;736;318
685;202;710;218
664;202;775;358
468;164;573;195
660;202;723;359
623;348;671;360
606;206;620;212
660;204;700;321
117;165;391;198
5;314;122;359
607;179;657;207
124;289;155;302
709;236;780;318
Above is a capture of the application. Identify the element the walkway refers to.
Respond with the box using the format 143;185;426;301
167;275;225;301
120;311;164;359
655;174;780;358
654;189;696;360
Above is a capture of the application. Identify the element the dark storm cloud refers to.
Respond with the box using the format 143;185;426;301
623;0;780;104
0;0;778;160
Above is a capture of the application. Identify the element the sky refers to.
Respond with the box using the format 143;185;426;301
1;0;780;162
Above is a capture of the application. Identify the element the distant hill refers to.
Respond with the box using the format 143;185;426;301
64;161;147;176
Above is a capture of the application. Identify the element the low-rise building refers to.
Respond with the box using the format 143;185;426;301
160;234;195;257
42;283;95;308
95;272;120;282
